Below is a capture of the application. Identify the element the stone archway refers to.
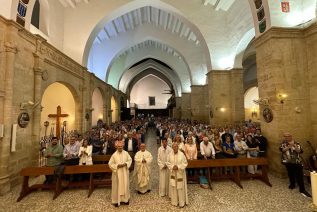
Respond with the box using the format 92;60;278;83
244;86;259;122
40;82;76;138
91;87;105;126
111;96;119;123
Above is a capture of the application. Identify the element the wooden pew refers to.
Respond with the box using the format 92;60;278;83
17;164;112;202
17;166;55;202
92;155;111;164
56;164;112;199
187;157;272;190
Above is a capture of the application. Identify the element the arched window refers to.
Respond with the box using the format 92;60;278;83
31;0;40;29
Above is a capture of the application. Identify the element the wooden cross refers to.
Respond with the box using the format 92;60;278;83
48;105;69;139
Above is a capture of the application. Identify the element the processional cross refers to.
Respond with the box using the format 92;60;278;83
48;105;69;139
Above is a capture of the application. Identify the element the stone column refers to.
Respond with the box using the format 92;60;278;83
190;85;209;123
0;41;17;195
207;70;232;124
31;50;45;165
254;27;311;177
207;70;244;125
172;97;182;119
180;93;191;120
230;69;245;123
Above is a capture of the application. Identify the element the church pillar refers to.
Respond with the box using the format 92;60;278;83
31;49;45;165
230;69;245;122
0;40;17;195
172;97;181;119
254;27;311;177
180;93;191;121
190;85;209;123
81;71;90;132
207;70;244;125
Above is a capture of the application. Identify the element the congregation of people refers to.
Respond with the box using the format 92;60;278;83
42;116;311;208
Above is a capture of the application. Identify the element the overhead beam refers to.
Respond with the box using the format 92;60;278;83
112;20;119;35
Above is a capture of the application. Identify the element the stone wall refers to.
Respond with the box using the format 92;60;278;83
0;16;125;194
305;24;317;151
254;26;313;177
190;85;209;123
180;93;191;121
207;70;245;125
172;97;181;119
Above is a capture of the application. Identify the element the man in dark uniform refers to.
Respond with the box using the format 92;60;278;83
280;132;311;198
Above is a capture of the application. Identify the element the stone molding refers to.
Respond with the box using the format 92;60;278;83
3;42;17;54
254;27;303;48
39;43;83;75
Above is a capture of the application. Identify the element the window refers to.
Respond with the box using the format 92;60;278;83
149;97;155;106
31;0;40;29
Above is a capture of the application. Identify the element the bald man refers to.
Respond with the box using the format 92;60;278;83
109;140;132;207
134;143;153;194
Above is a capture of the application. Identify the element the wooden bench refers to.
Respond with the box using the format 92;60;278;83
187;157;272;190
17;164;112;202
92;155;111;164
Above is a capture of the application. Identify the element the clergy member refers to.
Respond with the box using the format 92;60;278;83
109;140;132;207
134;143;153;194
158;138;172;197
166;142;188;208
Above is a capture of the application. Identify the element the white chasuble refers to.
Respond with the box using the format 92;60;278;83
166;151;188;207
157;146;172;197
134;150;153;193
109;150;132;205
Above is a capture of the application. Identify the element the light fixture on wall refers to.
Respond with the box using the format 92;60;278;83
277;93;288;104
215;107;226;112
20;100;40;110
253;98;269;106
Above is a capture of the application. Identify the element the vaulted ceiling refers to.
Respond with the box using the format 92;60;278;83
7;0;316;98
93;6;200;46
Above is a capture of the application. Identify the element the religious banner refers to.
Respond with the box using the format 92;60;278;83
281;2;290;13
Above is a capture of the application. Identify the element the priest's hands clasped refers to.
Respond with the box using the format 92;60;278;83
117;163;127;168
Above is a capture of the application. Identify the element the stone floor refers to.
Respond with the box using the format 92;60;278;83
0;129;316;212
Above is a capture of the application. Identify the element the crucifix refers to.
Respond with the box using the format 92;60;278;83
48;105;69;139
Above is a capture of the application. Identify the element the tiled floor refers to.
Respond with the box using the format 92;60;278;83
0;129;315;212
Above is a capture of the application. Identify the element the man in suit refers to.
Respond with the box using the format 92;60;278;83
124;132;138;153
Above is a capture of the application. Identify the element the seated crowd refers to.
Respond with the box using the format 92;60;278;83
41;117;271;208
155;118;267;175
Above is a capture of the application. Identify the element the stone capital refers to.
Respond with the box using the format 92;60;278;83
3;42;17;54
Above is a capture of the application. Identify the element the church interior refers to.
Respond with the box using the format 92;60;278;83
1;0;317;211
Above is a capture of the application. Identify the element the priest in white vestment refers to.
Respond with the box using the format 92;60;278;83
158;138;172;197
166;142;188;208
134;143;153;194
109;140;132;207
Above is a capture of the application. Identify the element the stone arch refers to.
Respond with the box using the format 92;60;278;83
129;74;172;109
126;70;173;99
106;39;191;92
233;28;255;68
91;87;105;126
82;0;211;70
40;82;78;138
111;95;119;123
118;59;183;97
